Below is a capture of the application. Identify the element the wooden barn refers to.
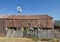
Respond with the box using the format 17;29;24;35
0;15;54;39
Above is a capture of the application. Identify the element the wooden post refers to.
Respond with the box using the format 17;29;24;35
5;19;7;37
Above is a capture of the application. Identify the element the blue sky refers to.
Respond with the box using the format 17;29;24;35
0;0;60;20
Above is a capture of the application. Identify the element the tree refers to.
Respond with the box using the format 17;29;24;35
54;20;60;26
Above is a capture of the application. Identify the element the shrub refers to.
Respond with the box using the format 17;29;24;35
32;37;38;41
40;38;51;41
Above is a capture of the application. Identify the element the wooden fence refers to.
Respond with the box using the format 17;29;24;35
54;30;60;39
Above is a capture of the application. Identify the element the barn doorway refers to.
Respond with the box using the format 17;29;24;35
6;27;21;37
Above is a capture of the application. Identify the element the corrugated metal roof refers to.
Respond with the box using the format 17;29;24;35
0;15;9;19
0;15;53;19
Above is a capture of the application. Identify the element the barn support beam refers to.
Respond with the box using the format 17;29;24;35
20;27;24;38
52;28;55;39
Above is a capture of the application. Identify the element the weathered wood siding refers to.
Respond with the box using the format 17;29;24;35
0;19;6;36
38;29;54;39
6;18;53;28
6;27;23;38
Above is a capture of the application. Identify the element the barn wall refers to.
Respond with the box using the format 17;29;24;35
5;18;54;38
38;28;54;39
6;27;23;38
6;18;53;28
0;19;6;36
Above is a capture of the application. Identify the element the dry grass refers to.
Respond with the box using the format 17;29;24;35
0;37;40;42
0;37;59;42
